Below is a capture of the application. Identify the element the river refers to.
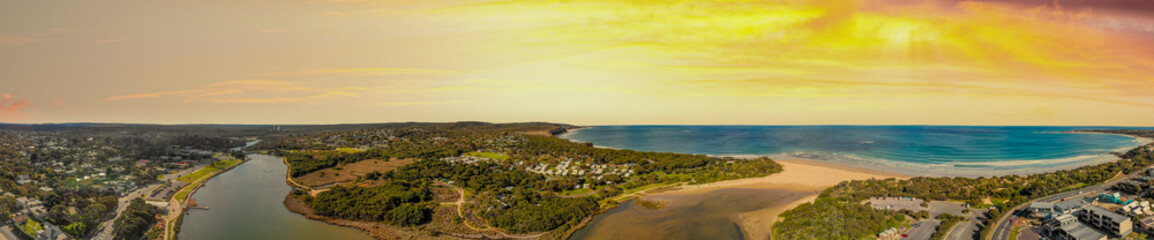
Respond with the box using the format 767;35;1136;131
176;154;373;240
569;188;810;240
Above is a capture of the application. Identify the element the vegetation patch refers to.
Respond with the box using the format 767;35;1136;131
263;123;786;237
23;218;42;236
466;152;510;161
296;158;415;188
112;198;161;240
305;181;435;226
929;214;966;240
177;159;241;182
636;199;668;209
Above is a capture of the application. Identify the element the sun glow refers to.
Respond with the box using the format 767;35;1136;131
2;0;1153;124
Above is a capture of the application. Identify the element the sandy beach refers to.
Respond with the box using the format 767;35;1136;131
658;159;911;240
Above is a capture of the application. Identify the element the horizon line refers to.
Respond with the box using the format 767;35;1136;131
1;121;1153;128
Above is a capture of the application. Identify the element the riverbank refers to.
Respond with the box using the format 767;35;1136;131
646;159;909;240
163;156;247;240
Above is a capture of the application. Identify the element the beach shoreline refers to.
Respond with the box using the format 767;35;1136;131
643;158;910;240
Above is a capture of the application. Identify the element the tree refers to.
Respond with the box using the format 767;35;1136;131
112;198;159;240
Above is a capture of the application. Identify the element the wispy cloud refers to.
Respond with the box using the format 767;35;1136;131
301;68;456;76
382;100;469;106
104;80;367;104
0;93;30;121
0;35;44;47
94;39;128;43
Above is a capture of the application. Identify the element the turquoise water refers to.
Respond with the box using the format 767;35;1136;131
563;126;1152;176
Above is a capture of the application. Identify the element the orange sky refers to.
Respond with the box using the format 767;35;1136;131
2;0;1153;125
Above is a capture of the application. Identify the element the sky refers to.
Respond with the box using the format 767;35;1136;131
2;0;1153;125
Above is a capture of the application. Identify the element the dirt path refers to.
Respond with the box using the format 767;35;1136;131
443;187;550;239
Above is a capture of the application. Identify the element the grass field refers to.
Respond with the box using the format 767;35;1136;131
173;159;243;203
336;147;365;153
177;159;242;182
23;219;42;236
466;152;509;161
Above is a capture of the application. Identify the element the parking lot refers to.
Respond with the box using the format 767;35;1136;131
867;197;926;211
901;220;940;240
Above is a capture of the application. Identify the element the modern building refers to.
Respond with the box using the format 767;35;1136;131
1055;198;1090;214
1042;213;1108;240
1030;201;1055;217
1078;205;1133;237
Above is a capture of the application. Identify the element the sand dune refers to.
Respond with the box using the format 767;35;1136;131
663;159;910;240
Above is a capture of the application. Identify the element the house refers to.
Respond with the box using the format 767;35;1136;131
1137;216;1154;232
1042;213;1108;240
38;222;68;240
1078;205;1133;237
29;205;48;220
11;215;28;226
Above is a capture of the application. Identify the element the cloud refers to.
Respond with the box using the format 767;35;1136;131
300;68;457;76
440;0;1154;108
104;80;367;104
320;12;348;17
0;35;43;47
382;100;469;105
94;39;128;43
0;94;30;121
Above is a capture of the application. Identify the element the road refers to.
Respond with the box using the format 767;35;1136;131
902;220;940;240
925;201;986;240
91;183;160;240
989;171;1142;240
91;163;204;240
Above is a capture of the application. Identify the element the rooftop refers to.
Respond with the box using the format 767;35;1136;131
1085;205;1131;223
1055;198;1088;211
1061;220;1108;240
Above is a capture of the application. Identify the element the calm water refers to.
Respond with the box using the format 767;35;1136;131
177;154;373;240
570;188;809;240
564;126;1151;176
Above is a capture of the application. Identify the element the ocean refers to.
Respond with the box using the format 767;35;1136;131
561;126;1153;176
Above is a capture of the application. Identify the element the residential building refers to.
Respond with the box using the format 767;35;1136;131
1078;205;1133;237
1042;213;1108;240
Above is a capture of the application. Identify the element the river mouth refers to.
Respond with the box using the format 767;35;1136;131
177;154;373;240
569;188;810;240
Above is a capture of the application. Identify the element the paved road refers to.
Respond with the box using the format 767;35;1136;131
928;201;987;240
91;183;160;240
90;164;205;240
989;171;1144;240
902;220;940;240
